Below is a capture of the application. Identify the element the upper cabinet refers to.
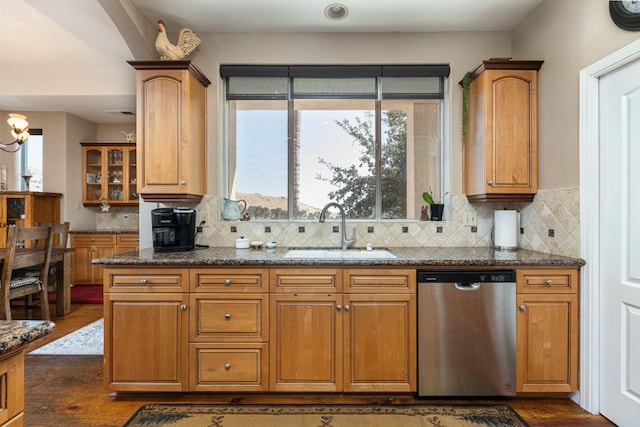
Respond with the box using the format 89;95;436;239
463;59;544;202
81;143;138;207
129;61;211;203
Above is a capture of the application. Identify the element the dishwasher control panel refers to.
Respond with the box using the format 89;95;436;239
417;269;515;283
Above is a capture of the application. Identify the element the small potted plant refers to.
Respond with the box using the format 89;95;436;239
422;188;448;221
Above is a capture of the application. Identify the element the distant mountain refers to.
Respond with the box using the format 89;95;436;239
236;192;321;214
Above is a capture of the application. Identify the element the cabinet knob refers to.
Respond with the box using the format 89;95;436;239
140;278;147;285
545;279;553;286
179;180;186;186
519;305;526;312
336;304;342;311
224;363;231;370
224;279;231;285
180;304;187;311
488;180;494;186
224;313;231;320
344;304;350;311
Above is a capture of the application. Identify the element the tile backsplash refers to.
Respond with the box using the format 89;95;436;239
190;187;580;258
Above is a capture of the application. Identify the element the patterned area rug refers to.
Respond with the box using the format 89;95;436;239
124;404;529;427
28;318;103;355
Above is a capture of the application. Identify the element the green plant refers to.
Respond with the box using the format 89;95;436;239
422;188;449;205
462;71;472;144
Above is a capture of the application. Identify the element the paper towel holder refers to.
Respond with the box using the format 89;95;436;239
492;209;520;251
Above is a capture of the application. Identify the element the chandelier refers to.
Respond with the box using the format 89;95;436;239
2;114;30;153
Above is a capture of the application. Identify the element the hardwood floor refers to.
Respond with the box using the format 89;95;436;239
21;302;616;427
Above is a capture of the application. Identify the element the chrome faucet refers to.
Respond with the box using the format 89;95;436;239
319;202;356;250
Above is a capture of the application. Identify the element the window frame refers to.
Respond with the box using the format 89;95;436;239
222;65;451;221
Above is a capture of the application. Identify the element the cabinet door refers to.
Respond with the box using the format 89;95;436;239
516;293;579;392
71;245;94;284
115;234;139;254
105;146;125;204
133;63;209;201
0;352;24;425
270;293;342;391
343;294;416;392
104;292;189;392
83;146;104;204
124;146;138;203
92;245;115;284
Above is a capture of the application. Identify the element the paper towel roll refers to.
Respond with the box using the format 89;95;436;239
494;210;519;250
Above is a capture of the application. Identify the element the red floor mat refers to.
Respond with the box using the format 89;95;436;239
48;285;103;304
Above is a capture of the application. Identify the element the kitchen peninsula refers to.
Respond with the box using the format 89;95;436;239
96;247;583;395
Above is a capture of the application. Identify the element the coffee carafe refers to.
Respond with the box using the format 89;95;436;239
151;207;196;252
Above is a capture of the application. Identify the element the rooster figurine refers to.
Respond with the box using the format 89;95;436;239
155;20;201;60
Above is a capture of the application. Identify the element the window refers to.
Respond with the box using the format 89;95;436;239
223;65;449;220
20;129;43;191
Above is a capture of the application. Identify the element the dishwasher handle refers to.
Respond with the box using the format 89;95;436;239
455;282;481;291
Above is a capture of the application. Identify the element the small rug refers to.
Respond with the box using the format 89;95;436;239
49;284;104;304
28;318;103;355
123;404;529;427
48;284;104;304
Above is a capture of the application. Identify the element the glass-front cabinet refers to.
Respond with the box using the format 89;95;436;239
81;143;138;206
0;192;62;248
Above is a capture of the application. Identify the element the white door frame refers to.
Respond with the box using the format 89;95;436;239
578;37;640;414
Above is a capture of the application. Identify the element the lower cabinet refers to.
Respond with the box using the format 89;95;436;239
71;233;138;285
103;269;189;392
516;268;579;392
270;268;416;392
103;264;577;395
0;352;24;427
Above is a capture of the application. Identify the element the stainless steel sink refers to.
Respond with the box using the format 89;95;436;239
283;249;397;259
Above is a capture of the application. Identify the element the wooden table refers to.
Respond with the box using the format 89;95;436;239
1;247;74;318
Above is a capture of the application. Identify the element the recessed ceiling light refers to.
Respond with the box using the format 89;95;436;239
324;3;349;21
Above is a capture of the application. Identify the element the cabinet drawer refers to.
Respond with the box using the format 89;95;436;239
190;294;268;342
270;268;342;293
189;343;269;391
191;269;267;292
71;234;116;246
344;269;416;293
105;268;188;292
517;269;578;293
116;234;139;245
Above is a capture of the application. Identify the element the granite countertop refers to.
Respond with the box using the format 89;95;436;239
93;246;585;267
0;320;56;355
70;230;139;234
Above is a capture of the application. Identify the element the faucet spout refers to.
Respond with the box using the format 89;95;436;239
319;202;356;250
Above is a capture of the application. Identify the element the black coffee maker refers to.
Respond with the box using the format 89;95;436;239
151;207;196;252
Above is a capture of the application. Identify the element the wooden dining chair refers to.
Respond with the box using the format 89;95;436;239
0;225;54;320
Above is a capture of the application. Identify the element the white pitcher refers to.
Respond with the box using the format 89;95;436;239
222;198;247;220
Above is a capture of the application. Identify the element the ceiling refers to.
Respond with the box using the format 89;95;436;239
0;0;544;125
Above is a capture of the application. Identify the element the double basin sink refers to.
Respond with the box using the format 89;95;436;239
283;248;397;260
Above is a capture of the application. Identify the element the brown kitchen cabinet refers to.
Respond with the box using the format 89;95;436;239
463;59;543;202
103;268;189;392
71;233;138;285
81;143;137;207
0;192;61;248
129;61;210;202
0;352;24;426
189;268;269;392
516;268;579;392
269;268;416;392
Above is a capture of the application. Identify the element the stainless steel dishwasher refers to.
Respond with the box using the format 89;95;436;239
417;269;516;396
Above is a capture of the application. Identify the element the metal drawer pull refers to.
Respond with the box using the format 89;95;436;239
224;363;231;370
545;279;553;286
519;305;526;311
224;279;231;285
140;278;147;285
225;313;231;320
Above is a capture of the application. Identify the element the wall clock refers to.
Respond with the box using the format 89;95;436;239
610;1;640;31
